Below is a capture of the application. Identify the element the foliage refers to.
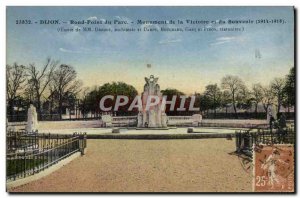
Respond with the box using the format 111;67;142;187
203;84;222;117
26;58;58;117
81;82;138;116
5;56;295;120
271;77;286;114
221;75;246;118
51;64;82;118
250;83;264;116
6;63;27;115
283;67;295;110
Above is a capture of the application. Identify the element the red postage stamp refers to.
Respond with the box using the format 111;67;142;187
253;144;294;192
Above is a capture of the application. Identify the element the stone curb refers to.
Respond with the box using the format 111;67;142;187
6;151;84;191
86;133;234;139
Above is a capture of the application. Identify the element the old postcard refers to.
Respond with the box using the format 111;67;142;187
6;6;295;193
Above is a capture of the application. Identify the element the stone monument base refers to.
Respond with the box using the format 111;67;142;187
135;127;171;130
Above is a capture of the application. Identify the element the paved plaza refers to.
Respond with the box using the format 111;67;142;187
9;139;252;192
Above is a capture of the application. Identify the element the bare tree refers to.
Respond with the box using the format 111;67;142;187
261;85;274;114
251;83;263;117
221;75;246;118
6;63;27;115
236;83;252;110
27;58;58;119
271;77;286;115
51;64;82;119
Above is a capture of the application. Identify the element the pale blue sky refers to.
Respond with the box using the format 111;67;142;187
7;7;294;94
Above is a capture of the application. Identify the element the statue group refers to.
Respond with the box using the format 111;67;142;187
137;75;168;128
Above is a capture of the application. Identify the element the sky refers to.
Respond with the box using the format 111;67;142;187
6;6;294;94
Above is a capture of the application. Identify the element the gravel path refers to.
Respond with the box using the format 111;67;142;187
9;139;252;192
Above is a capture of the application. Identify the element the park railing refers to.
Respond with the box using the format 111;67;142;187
203;112;295;120
235;127;295;157
6;131;87;181
7;114;103;122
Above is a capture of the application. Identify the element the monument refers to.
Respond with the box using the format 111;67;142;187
137;75;168;128
25;104;39;133
267;105;277;123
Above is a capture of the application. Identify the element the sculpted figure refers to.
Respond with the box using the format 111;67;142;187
137;75;168;128
25;104;39;133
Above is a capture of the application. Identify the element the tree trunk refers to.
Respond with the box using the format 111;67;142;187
8;99;14;122
232;94;238;119
37;94;42;121
255;103;258;118
233;104;238;119
277;94;281;115
264;104;269;118
50;95;53;120
214;108;216;119
59;97;63;120
213;97;216;119
287;104;290;120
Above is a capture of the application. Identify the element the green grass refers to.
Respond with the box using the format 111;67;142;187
7;158;46;177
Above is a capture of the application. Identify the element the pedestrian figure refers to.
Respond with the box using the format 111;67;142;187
277;113;287;143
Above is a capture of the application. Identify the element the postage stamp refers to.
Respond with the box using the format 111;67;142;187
253;144;294;192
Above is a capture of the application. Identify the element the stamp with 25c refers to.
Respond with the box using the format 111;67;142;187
253;144;294;192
